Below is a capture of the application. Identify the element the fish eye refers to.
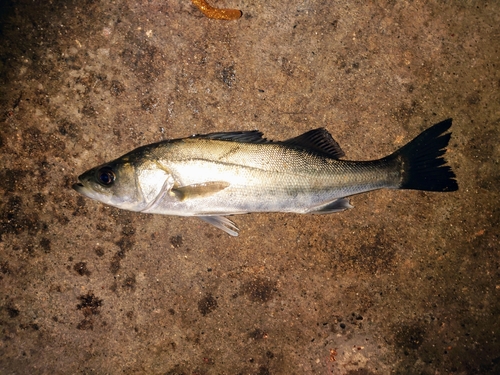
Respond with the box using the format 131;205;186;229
97;167;115;186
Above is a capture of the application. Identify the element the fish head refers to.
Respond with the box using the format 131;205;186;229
73;154;174;212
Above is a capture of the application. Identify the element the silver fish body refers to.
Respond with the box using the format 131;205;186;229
73;119;458;235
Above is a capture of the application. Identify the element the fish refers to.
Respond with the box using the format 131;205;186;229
73;119;458;236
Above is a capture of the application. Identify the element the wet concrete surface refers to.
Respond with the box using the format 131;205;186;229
1;1;499;374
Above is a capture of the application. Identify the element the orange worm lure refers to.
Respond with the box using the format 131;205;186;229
191;0;242;20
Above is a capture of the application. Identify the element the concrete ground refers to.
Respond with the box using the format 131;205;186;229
1;1;499;374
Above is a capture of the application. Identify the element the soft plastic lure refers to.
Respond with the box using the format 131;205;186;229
191;0;242;20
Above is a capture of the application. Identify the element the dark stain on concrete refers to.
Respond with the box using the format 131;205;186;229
394;323;426;354
77;292;102;316
76;292;102;331
241;278;277;303
6;303;20;318
198;293;218;316
169;234;184;248
122;274;136;291
346;370;376;375
219;64;236;88
73;261;91;276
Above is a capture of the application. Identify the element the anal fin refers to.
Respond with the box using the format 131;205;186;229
199;216;239;236
306;198;353;214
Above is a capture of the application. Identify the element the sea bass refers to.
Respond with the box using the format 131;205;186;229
73;119;458;236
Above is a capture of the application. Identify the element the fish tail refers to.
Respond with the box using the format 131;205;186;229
389;119;458;192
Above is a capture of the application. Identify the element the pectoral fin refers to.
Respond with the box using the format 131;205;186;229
306;198;353;214
199;216;239;236
171;181;230;201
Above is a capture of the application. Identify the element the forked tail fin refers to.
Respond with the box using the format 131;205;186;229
388;119;458;192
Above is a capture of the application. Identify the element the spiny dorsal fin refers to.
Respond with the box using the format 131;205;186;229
191;128;345;159
280;128;345;159
191;130;269;143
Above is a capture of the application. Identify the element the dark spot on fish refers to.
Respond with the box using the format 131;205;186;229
241;277;277;303
168;308;175;315
198;293;218;316
77;292;102;317
73;261;90;276
257;366;270;375
170;235;183;248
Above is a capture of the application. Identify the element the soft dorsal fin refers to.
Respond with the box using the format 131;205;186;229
280;128;345;159
191;130;269;143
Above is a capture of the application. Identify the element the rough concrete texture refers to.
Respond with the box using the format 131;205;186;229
1;0;499;374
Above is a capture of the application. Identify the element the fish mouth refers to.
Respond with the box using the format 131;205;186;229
72;180;85;192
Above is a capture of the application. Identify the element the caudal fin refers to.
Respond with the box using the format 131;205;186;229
390;119;458;192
